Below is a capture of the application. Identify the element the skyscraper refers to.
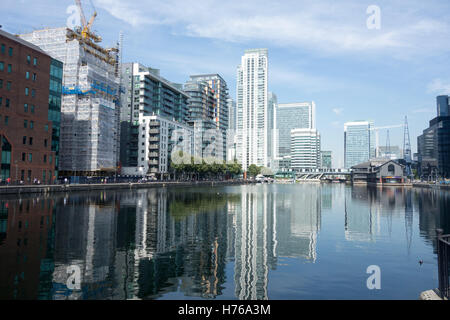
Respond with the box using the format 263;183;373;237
184;80;223;161
120;63;190;170
291;129;321;170
417;95;450;178
267;92;277;168
344;121;375;168
275;102;316;158
227;98;237;162
186;74;229;161
236;49;269;170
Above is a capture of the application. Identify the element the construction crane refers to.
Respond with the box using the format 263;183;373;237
370;124;404;157
75;0;102;43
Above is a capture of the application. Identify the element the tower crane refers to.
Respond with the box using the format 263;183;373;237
75;0;102;43
370;124;403;157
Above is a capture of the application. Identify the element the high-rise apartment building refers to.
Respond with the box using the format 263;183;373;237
417;96;450;178
0;29;62;184
344;121;375;168
236;49;269;170
274;102;316;158
226;98;237;162
120;63;189;170
321;151;332;168
267;92;276;168
184;80;222;160
186;74;229;161
20;27;120;176
291;129;321;170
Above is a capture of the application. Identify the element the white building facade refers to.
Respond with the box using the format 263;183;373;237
291;129;321;170
236;49;269;170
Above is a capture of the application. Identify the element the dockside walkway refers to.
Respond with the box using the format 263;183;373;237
0;179;252;196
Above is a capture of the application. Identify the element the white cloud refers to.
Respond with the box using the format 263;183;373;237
412;107;434;114
94;0;450;57
427;79;450;95
332;108;344;115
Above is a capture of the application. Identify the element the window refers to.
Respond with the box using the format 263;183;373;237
22;153;26;161
43;155;47;163
23;136;26;144
1;44;4;54
49;155;52;164
25;87;29;96
4;116;8;125
26;71;30;79
0;97;2;106
31;89;35;97
30;121;34;129
44;124;48;132
44;139;48;148
0;62;3;71
388;164;395;174
0;79;2;88
5;99;9;108
33;58;37;66
31;105;35;114
27;55;31;64
6;81;11;91
8;47;12;57
29;137;33;145
7;64;11;73
28;154;32;162
24;104;28;112
32;73;37;81
24;120;28;128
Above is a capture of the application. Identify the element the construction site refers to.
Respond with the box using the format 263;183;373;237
19;0;121;178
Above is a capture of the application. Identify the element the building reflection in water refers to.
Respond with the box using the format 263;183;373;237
0;184;449;300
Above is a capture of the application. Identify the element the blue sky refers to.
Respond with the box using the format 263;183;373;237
2;0;450;167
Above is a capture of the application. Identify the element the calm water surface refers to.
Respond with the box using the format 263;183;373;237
0;183;449;300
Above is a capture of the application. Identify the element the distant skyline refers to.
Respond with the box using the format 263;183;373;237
3;0;450;166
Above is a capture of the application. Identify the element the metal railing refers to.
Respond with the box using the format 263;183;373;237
437;229;450;299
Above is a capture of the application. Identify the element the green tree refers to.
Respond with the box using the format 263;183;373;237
248;164;261;177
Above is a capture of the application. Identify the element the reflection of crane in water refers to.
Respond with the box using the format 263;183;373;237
405;189;413;255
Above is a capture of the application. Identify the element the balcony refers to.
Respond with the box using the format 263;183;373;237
149;144;159;150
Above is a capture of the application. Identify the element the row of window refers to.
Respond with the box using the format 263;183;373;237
0;115;49;131
0;97;10;107
0;79;11;90
1;98;39;116
0;62;12;73
22;136;48;148
0;44;13;57
20;152;52;164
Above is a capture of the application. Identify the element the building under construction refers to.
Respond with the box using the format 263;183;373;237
19;26;120;177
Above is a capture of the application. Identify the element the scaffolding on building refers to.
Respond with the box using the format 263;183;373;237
20;27;121;176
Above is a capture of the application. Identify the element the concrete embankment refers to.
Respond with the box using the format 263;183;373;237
0;180;251;196
413;183;450;190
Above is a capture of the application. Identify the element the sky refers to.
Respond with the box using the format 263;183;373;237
2;0;450;167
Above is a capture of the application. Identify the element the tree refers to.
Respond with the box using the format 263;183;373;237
247;164;261;177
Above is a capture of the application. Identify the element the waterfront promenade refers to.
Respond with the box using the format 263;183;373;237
0;179;252;196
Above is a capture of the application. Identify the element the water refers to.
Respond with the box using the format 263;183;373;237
0;183;449;300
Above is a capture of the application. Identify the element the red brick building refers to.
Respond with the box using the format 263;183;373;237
0;29;61;184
